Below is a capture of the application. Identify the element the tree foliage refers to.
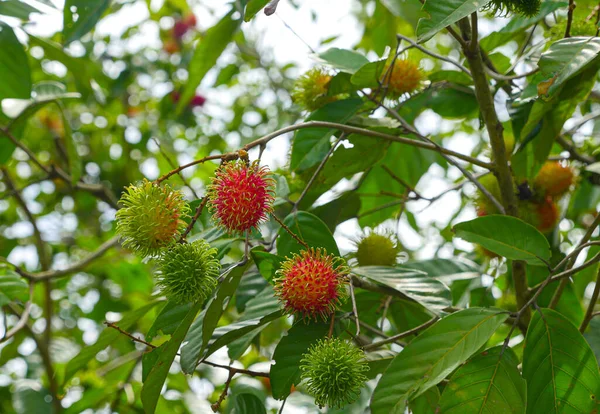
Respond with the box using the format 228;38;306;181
1;0;600;413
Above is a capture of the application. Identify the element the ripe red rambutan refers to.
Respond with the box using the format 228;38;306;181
534;161;574;198
274;249;349;321
190;94;206;107
183;13;197;28
207;160;275;234
533;197;559;233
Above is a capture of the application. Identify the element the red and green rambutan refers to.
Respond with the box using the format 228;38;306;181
300;338;369;408
352;231;401;267
116;180;190;257
274;248;349;321
156;239;220;304
533;161;574;198
291;67;339;112
381;59;423;98
207;160;275;234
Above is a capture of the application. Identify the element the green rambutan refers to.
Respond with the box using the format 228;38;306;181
274;249;348;321
207;160;275;234
353;231;401;267
155;239;220;304
116;180;190;257
291;67;339;112
300;338;369;408
484;0;540;17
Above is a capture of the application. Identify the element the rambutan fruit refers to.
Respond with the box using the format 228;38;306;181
156;239;220;304
353;231;401;267
381;59;423;98
300;338;369;408
474;174;504;216
533;161;574;198
163;39;179;54
183;13;197;28
274;249;348;321
207;160;275;234
190;94;206;107
116;180;190;257
519;197;559;233
291;68;338;112
173;20;189;38
484;0;540;17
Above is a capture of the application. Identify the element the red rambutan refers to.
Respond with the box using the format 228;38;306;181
274;249;348;321
173;20;189;38
207;160;275;234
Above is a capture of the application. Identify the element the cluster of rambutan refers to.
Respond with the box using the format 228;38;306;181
475;161;575;240
116;159;371;408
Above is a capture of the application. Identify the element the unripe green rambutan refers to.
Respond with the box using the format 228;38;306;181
484;0;540;17
116;180;190;257
291;68;339;112
353;231;401;267
155;239;220;304
207;160;275;234
274;248;348;321
300;338;369;408
474;174;503;216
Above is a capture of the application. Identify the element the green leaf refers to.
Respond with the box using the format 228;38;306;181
232;393;267;414
63;0;110;44
405;258;480;286
251;251;284;283
351;59;386;88
0;0;41;19
270;320;330;399
365;350;396;380
352;266;452;313
0;22;31;100
141;301;202;414
146;301;193;340
370;308;509;414
416;0;488;43
12;382;52;414
538;37;600;98
180;260;252;374
453;215;551;266
409;386;440;414
438;346;526;413
276;211;339;258
177;10;240;112
244;0;270;21
316;48;369;74
55;102;80;184
290;98;363;172
0;270;29;307
64;300;162;382
523;308;600;413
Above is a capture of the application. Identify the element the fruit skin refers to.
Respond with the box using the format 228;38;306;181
485;0;541;17
207;160;275;234
190;94;206;107
533;161;574;198
163;39;179;54
354;231;401;267
274;249;349;321
116;180;190;257
519;196;559;233
156;239;220;304
173;20;189;38
381;59;423;98
291;68;338;112
300;338;369;409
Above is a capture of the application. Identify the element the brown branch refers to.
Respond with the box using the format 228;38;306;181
1;283;34;343
15;236;120;281
581;267;600;333
0;128;50;174
271;214;309;249
348;278;360;337
565;0;576;37
211;370;235;412
179;198;208;242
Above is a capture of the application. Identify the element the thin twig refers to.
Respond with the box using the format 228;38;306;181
348;278;360;337
1;283;34;343
362;317;438;351
179;198;208;242
580;267;600;333
565;0;576;37
271;214;309;249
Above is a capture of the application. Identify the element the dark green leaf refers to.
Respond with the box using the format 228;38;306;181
146;301;193;340
0;22;31;100
351;59;386;88
371;308;509;414
63;0;111;44
244;0;270;21
276;211;339;258
232;393;266;414
0;270;29;307
438;346;526;413
141;301;202;414
352;266;452;313
453;215;551;266
290;98;363;172
0;0;41;19
523;308;600;413
270;320;329;399
416;0;487;43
